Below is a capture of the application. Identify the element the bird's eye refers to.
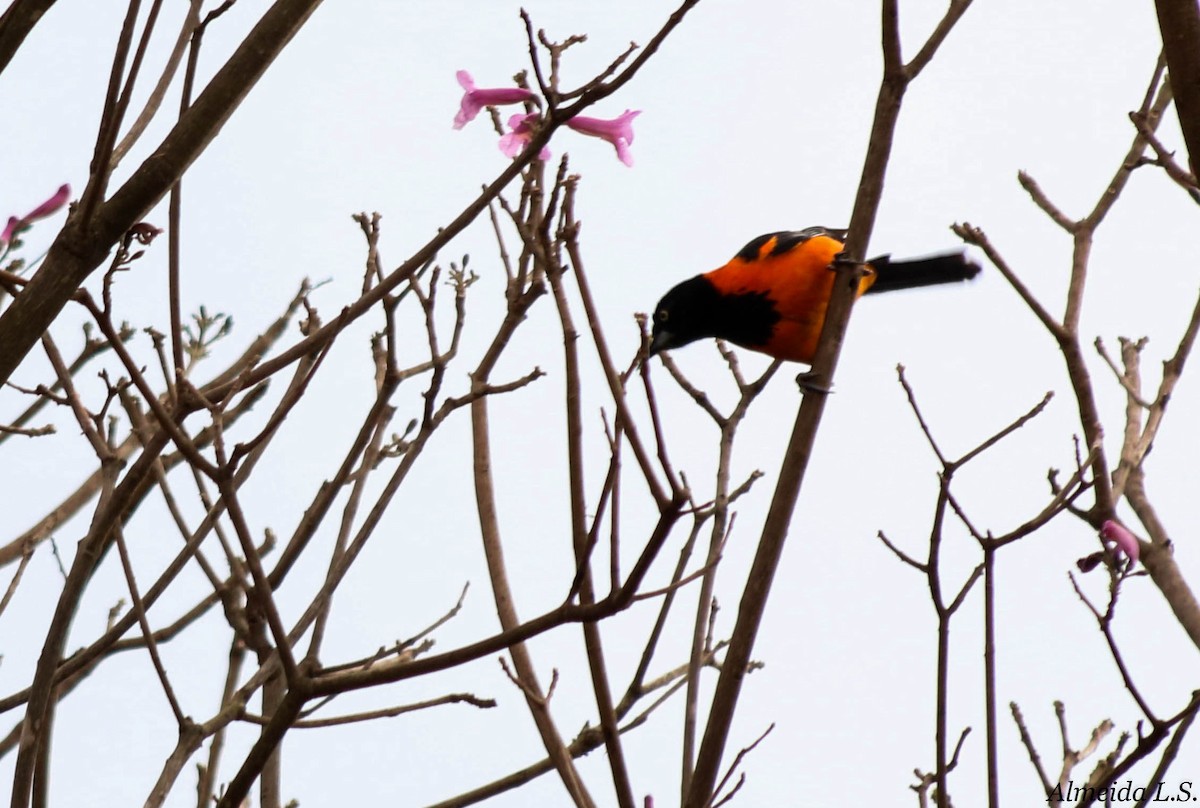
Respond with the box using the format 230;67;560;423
656;310;669;323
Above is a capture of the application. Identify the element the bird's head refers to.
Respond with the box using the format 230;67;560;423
648;276;721;357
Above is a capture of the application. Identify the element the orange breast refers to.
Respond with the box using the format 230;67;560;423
702;234;874;362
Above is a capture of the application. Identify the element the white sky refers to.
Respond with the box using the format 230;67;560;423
3;1;1199;806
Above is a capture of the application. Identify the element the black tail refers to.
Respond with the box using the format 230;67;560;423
864;251;980;294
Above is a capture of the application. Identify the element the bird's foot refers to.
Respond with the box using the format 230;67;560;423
796;371;833;395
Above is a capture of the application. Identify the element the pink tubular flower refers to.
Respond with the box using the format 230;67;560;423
24;183;70;220
1100;520;1140;567
453;70;535;129
565;109;641;166
129;222;164;245
498;113;551;161
0;218;18;246
1;183;71;247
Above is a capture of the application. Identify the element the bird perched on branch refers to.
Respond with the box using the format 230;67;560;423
648;226;979;363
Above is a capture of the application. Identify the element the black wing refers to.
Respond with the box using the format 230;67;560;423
733;226;848;262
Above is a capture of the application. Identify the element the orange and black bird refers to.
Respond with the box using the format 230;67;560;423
648;226;980;363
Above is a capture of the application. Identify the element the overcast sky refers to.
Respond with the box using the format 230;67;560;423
3;1;1199;806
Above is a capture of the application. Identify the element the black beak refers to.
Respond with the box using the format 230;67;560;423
648;330;674;357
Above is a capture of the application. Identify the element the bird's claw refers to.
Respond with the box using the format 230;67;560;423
796;371;833;395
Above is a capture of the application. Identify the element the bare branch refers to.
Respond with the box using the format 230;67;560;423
242;693;496;729
1010;701;1053;795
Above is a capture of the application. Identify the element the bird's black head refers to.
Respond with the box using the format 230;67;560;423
648;276;722;356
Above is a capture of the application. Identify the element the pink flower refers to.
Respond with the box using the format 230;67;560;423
1;183;71;247
129;222;164;245
453;70;535;130
1100;520;1140;567
0;218;19;246
498;113;551;161
565;109;641;166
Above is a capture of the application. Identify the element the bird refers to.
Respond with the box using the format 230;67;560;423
648;226;979;363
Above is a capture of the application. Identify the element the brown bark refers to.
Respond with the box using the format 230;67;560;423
1155;0;1200;176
